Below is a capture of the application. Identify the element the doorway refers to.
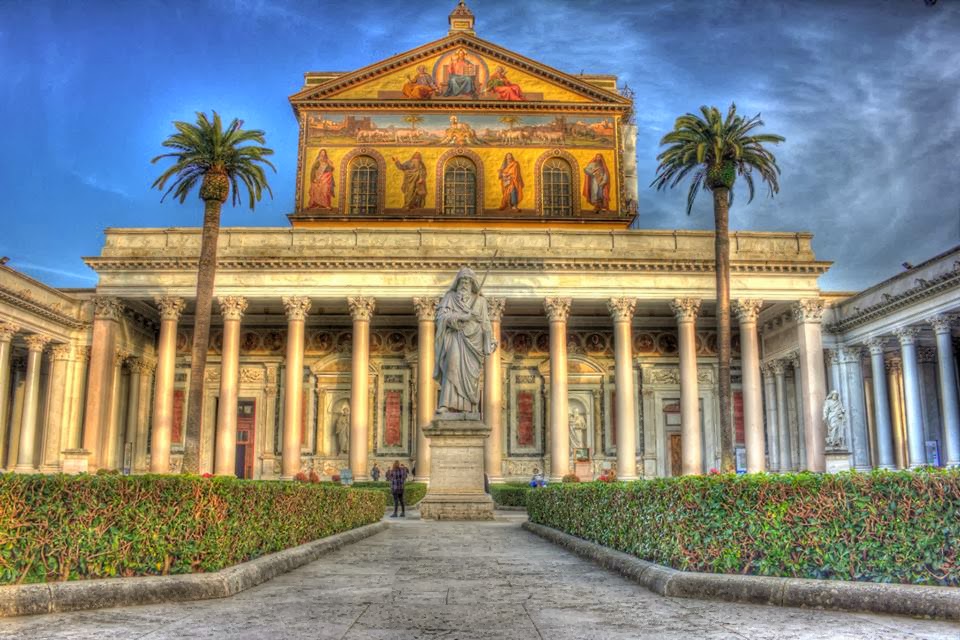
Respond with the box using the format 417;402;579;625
235;399;256;479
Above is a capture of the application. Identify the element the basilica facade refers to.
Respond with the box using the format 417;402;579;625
1;2;957;482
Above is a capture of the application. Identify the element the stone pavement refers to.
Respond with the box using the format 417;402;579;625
1;511;958;640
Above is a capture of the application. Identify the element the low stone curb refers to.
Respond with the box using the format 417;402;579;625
0;521;387;618
493;505;527;512
523;522;960;621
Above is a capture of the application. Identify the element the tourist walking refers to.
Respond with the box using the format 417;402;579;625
387;460;409;518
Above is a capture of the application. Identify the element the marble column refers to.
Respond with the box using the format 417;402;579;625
545;297;571;482
839;346;871;470
413;297;439;482
793;299;827;472
151;296;185;473
761;363;780;471
281;296;311;480
670;298;702;475
827;349;842;394
929;315;960;466
788;352;807;470
122;356;143;472
866;337;897;469
886;357;908;469
608;297;638;480
484;297;506;482
65;348;90;452
0;322;20;469
733;300;764;472
83;296;124;471
15;334;51;472
41;344;73;471
103;349;129;471
215;296;247;476
772;360;793;472
5;356;26;470
132;358;155;473
348;296;375;481
895;326;926;467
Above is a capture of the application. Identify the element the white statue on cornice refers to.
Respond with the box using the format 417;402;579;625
823;390;847;450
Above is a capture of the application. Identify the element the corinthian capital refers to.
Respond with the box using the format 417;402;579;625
544;297;571;323
487;297;506;322
347;296;375;321
607;297;637;322
0;322;20;342
927;314;954;335
93;296;124;322
48;343;72;362
114;348;131;367
23;334;51;352
669;298;701;323
893;326;920;345
864;336;887;355
218;296;248;321
792;298;824;323
282;296;312;321
413;297;440;322
155;296;186;322
732;299;763;323
770;359;786;375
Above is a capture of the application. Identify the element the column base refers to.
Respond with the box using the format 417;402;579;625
825;449;852;473
875;464;897;470
486;475;504;484
13;464;38;474
414;475;430;484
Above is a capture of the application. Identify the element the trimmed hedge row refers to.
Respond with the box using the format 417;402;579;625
350;481;427;506
0;474;385;585
527;470;960;586
490;482;534;507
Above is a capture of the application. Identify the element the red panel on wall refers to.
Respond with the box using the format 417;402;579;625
172;389;184;444
385;391;402;447
734;390;744;445
518;390;534;446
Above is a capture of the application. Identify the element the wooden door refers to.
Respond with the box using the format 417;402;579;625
235;399;256;479
669;434;682;477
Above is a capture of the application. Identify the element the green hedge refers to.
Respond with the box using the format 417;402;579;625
527;470;960;586
0;474;385;585
490;482;534;507
350;481;427;506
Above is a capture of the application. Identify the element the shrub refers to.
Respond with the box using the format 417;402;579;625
527;469;960;586
308;470;321;484
350;481;427;506
332;474;341;483
562;474;580;483
293;471;309;482
490;483;532;507
0;474;385;584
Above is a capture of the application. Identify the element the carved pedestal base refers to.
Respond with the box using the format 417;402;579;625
60;449;90;475
419;417;494;521
825;449;852;474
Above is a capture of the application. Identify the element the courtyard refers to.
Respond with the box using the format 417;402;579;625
2;512;957;640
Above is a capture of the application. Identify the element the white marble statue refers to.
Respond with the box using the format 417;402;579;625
335;405;350;454
823;390;847;449
434;266;497;415
569;407;587;449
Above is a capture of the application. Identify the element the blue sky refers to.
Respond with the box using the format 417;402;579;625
1;0;958;291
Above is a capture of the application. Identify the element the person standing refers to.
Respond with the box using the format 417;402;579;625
371;462;382;482
387;460;409;517
498;153;524;212
393;153;427;210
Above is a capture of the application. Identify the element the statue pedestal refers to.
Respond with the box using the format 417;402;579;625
419;417;495;520
825;449;852;473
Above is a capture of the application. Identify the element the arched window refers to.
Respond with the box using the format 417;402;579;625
348;156;379;215
541;158;573;216
443;156;478;216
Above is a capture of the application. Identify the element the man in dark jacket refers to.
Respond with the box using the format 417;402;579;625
386;461;409;518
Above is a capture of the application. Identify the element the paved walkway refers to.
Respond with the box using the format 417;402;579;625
2;511;959;639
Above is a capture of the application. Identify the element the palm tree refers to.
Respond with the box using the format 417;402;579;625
152;111;275;474
652;104;783;473
499;115;521;130
402;114;424;129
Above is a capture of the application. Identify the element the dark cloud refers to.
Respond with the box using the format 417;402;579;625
0;0;957;290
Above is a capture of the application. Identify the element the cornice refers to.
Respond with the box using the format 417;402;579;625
0;286;88;330
83;256;830;275
825;264;960;334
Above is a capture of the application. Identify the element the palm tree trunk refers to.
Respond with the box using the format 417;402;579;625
713;187;734;473
182;199;221;473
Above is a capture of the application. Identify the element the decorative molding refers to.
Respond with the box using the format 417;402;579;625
0;286;86;330
917;346;937;364
435;147;485;216
928;314;954;334
607;297;637;322
218;296;249;321
131;357;157;374
93;296;125;322
732;299;763;323
282;296;312;321
884;356;902;373
347;296;376;321
114;348;131;367
48;343;72;362
487;297;506;322
533;149;582;217
792;298;824;323
239;367;265;383
669;297;701;323
770;359;786;375
23;334;51;352
155;296;186;322
864;336;887;355
543;297;572;323
0;322;20;342
335;147;387;215
413;297;440;322
893;326;920;345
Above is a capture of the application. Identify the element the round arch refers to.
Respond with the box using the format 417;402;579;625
337;147;387;215
534;149;581;217
435;147;485;216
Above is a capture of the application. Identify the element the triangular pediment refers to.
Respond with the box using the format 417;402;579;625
290;34;630;108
